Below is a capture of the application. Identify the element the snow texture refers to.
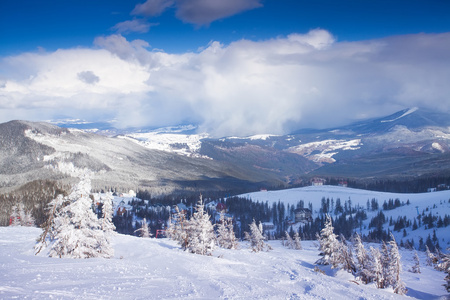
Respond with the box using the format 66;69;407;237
0;226;448;299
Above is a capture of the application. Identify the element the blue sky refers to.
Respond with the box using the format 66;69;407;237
1;0;450;136
2;0;449;55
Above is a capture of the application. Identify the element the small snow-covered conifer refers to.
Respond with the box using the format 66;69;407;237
284;231;294;249
216;213;238;249
167;206;189;249
354;233;370;283
244;219;271;252
338;234;356;273
135;218;151;238
316;214;340;268
293;232;302;250
185;195;216;255
100;192;116;236
388;234;406;295
369;246;384;288
410;251;421;274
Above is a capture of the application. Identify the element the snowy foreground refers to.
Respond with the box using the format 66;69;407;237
1;227;448;299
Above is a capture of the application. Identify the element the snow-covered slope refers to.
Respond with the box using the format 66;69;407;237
241;185;450;248
1;226;448;299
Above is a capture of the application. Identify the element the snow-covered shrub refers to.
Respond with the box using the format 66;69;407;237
283;231;302;250
244;219;271;252
410;251;421;274
135;218;151;238
216;213;238;249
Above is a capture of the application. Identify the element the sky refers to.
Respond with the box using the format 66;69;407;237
1;0;450;137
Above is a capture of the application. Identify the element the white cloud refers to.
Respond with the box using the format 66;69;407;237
132;0;262;25
1;30;450;136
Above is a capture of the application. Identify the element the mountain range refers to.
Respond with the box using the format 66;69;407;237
1;107;449;195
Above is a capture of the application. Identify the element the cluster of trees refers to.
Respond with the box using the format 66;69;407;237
0;180;67;226
167;196;236;255
425;246;450;292
8;203;35;227
34;175;115;259
166;196;273;255
316;215;406;295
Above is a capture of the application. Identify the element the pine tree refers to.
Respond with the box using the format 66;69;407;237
388;234;406;295
185;195;216;255
167;206;189;249
316;214;340;268
338;234;356;273
284;231;294;249
410;251;421;273
100;193;116;236
369;246;384;288
216;213;238;249
354;233;371;283
34;194;66;255
244;219;271;252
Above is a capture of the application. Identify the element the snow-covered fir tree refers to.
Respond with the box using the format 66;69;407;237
284;231;294;249
167;206;189;249
410;251;421;274
135;218;151;238
216;213;238;249
35;194;65;255
293;232;302;250
369;246;384;289
353;233;371;284
337;234;356;273
100;192;116;236
38;175;113;259
185;195;216;255
387;234;406;295
316;214;340;268
244;219;271;252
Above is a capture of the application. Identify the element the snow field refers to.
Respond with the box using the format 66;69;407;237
1;227;448;299
241;185;450;248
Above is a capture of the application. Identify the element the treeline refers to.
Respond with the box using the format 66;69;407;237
0;180;68;226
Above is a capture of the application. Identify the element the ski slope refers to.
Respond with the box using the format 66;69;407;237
0;226;448;299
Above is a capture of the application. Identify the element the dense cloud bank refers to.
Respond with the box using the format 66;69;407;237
1;30;449;137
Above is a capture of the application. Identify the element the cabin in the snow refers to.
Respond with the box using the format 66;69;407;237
311;177;326;186
294;208;312;223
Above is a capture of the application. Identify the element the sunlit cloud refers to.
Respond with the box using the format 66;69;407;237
1;30;449;136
